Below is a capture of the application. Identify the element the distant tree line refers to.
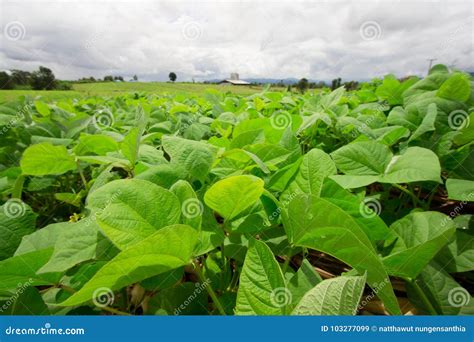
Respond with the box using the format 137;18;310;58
0;67;141;91
0;66;71;90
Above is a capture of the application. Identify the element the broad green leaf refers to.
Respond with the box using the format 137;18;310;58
436;215;474;273
120;127;141;167
204;175;264;221
292;274;366;315
380;147;441;184
37;220;100;274
436;73;471;102
74;134;118;156
20;142;76;176
282;194;400;315
331;142;441;187
383;212;456;278
281;148;336;202
34;101;51;116
162;135;215;181
331;141;391;176
287;259;322;308
170;180;202;230
0;202;36;260
446;179;474;201
0;249;61;292
236;239;287;315
2;286;50;315
15;222;65;256
87;179;181;249
59;224;197;306
408;103;437;142
135;164;187;188
407;262;466;315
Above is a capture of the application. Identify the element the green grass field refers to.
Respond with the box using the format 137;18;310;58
0;82;279;102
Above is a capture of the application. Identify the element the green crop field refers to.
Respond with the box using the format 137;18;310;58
0;64;473;316
0;82;277;103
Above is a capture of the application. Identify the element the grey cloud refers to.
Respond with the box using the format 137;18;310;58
0;0;472;82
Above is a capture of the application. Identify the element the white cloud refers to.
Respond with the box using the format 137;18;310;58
0;0;472;81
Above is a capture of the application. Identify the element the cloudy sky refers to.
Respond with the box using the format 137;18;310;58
0;0;472;82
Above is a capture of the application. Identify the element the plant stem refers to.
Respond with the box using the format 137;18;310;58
100;305;131;316
194;262;226;316
76;160;88;189
404;277;438;315
282;247;294;273
12;175;25;199
393;184;422;207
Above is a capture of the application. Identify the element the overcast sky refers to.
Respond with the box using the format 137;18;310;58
0;0;473;82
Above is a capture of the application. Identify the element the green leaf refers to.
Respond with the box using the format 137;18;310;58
2;286;50;315
408;103;437;142
436;73;471;102
287;259;322;308
382;212;456;278
331;142;441;188
236;239;288;315
281;148;336;201
87;179;181;249
34;101;51;116
282;194;400;315
446;179;474;201
120;127;141;167
292;274;366;315
37;220;100;274
59;224;197;306
435;215;474;273
204;175;264;221
162;135;215;181
20;142;76;176
407;262;466;315
0;249;61;292
0;201;36;260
